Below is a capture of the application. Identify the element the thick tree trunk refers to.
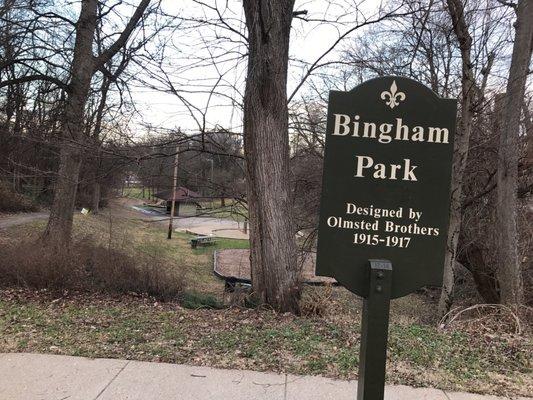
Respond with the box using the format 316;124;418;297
457;243;500;304
44;146;83;243
438;0;476;317
496;0;533;305
242;0;300;313
524;102;533;168
42;0;98;244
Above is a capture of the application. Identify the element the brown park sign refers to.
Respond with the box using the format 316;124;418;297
316;76;457;299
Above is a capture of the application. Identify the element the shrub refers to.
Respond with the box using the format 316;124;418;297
86;244;185;300
0;181;39;213
300;284;333;317
0;241;82;289
0;239;185;301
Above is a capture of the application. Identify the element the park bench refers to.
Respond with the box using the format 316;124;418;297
190;235;217;249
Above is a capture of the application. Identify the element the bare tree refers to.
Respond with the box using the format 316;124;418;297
339;0;511;312
42;0;152;243
437;0;477;316
495;0;533;305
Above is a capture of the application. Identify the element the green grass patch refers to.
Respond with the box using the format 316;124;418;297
123;187;151;200
191;237;250;255
181;291;224;309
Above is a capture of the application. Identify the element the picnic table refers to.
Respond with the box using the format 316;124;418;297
190;235;217;249
213;249;337;291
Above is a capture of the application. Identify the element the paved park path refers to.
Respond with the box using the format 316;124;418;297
0;211;48;229
132;205;249;239
171;216;249;239
1;353;530;400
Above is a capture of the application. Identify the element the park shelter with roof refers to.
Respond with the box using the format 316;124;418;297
154;187;207;217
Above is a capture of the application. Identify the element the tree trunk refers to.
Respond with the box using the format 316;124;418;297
457;243;500;304
495;0;533;305
90;77;110;215
242;0;300;313
44;147;83;242
42;0;98;244
90;147;102;215
92;181;101;214
524;101;533;168
438;0;476;317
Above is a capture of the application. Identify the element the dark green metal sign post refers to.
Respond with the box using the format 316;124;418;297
315;76;456;400
357;260;392;400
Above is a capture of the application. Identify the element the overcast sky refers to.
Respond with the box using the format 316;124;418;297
119;0;522;138
128;0;385;135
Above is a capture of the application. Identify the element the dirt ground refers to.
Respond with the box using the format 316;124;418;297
215;249;336;284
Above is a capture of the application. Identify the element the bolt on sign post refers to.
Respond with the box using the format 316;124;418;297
316;76;456;400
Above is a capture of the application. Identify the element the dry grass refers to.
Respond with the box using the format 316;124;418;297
87;244;186;300
0;239;185;301
0;241;79;290
300;283;334;317
440;303;533;335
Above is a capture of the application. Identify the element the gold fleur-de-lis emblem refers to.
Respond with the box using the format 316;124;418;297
380;80;406;109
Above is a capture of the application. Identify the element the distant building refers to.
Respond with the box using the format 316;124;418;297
124;174;141;187
154;187;206;217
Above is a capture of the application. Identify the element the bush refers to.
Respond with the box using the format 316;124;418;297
0;181;39;213
300;284;333;317
0;239;185;301
0;241;81;290
85;244;185;300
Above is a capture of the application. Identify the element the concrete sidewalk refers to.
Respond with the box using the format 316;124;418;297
0;353;529;400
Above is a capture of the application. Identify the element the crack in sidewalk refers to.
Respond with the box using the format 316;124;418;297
93;360;130;400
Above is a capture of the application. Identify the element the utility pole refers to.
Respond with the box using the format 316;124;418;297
209;158;214;210
167;145;179;240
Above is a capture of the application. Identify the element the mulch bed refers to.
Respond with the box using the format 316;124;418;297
214;249;337;285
